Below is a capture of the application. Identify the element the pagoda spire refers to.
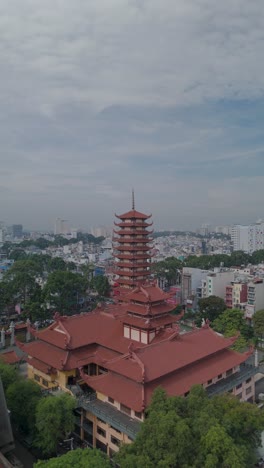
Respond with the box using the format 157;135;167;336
132;188;135;210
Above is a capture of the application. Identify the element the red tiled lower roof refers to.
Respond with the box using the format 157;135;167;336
81;371;144;412
23;340;68;370
145;348;248;401
27;357;55;375
0;350;21;365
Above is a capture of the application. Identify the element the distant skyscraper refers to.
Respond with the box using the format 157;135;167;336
232;222;264;253
11;224;23;238
54;218;69;235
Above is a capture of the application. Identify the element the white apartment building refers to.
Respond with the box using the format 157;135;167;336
245;279;264;319
182;267;209;305
232;222;264;253
202;269;235;300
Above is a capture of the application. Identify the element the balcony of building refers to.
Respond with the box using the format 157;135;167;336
76;394;141;440
206;363;258;397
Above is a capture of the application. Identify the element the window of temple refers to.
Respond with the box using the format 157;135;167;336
141;331;148;344
111;435;120;446
207;379;212;385
226;368;233;376
97;427;106;438
110;425;121;434
218;374;222;379
42;379;48;387
34;374;40;382
246;387;252;395
134;411;142;419
120;404;131;416
108;396;114;404
124;326;130;338
131;328;140;341
236;383;242;390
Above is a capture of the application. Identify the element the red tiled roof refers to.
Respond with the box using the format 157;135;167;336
123;285;171;303
116;210;151;220
27;357;56;375
124;301;176;316
121;314;177;329
135;327;239;382
23;340;68;370
145;348;248;401
81;371;144;411
0;350;21;365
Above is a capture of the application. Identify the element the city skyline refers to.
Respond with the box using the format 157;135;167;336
1;1;264;230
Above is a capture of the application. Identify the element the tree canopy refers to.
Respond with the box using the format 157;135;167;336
0;361;19;392
43;271;88;314
6;379;42;434
212;308;254;351
196;296;226;325
34;448;111;468
35;393;76;455
253;309;264;338
116;386;264;468
90;275;111;297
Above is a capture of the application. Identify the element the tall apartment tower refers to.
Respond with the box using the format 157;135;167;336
113;194;153;292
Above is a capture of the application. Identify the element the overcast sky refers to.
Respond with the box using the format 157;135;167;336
1;0;264;231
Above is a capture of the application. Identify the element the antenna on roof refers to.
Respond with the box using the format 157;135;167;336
132;188;135;210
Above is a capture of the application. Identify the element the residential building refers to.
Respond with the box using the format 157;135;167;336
18;203;258;456
225;282;248;309
232;222;264;253
181;267;209;307
203;269;235;300
11;224;23;239
245;279;264;319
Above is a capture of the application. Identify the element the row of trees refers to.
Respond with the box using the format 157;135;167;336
152;250;264;285
0;255;110;321
0;361;76;456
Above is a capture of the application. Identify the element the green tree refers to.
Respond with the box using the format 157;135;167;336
90;275;110;297
35;393;76;455
34;448;111;468
0;361;20;392
196;296;226;325
253;309;264;340
212;308;254;351
116;386;264;468
6;379;42;434
4;259;42;306
48;257;67;272
43;271;87;314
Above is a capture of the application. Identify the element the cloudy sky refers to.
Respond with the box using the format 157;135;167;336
1;0;264;231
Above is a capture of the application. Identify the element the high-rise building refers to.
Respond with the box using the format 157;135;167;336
232;222;264;253
11;224;23;238
54;218;69;235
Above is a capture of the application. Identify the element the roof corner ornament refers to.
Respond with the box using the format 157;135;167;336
128;342;134;356
54;311;60;321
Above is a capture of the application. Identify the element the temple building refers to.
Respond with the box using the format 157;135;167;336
17;201;258;457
